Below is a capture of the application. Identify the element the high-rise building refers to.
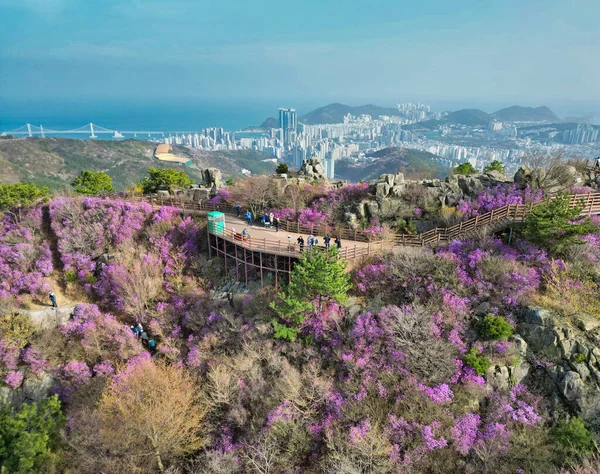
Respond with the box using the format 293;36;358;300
279;108;297;145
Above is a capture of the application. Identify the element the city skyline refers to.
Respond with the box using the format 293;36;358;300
1;0;599;107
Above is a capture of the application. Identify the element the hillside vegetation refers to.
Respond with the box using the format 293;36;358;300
336;147;449;181
300;103;402;124
492;105;560;122
0;137;276;190
2;177;600;472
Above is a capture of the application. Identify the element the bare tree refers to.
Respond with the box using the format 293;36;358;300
388;305;459;385
241;435;279;474
229;176;278;219
98;359;208;472
520;150;577;192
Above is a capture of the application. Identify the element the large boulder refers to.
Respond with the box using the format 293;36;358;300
19;305;76;331
514;166;533;188
204;168;222;187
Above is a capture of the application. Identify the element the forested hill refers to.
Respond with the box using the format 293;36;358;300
300;103;402;125
0;137;276;190
335;147;448;182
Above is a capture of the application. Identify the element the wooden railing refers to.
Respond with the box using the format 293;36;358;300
213;228;375;261
107;191;600;250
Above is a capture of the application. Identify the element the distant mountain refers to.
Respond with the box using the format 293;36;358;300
244;117;279;131
417;109;492;129
0;137;276;190
335;147;448;182
492;106;560;122
445;109;492;126
300;103;401;125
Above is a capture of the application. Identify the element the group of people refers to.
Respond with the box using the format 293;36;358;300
130;323;157;352
235;203;344;252
237;205;282;231
261;212;281;231
295;234;341;252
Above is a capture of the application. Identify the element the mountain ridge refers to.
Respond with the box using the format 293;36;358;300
335;147;448;182
0;137;276;190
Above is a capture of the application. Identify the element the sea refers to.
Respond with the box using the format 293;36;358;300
1;98;598;141
0;98;319;140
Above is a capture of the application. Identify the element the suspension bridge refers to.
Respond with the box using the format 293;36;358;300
0;123;205;139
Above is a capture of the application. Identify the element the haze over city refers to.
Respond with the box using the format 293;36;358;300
1;0;599;119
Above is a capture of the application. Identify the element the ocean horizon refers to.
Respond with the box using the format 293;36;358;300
2;98;599;136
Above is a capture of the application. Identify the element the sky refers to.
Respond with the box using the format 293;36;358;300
0;0;599;114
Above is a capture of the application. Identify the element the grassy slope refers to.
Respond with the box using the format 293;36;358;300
336;147;449;182
0;138;276;190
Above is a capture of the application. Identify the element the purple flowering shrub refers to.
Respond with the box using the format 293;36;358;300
60;303;143;365
457;184;544;220
207;188;233;206
49;197;152;280
290;182;370;227
0;207;53;299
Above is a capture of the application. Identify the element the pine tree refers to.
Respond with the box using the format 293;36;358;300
270;248;351;341
71;170;114;195
0;395;66;473
523;193;597;254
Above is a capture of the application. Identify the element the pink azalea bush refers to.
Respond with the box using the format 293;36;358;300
0;208;53;298
457;184;544;220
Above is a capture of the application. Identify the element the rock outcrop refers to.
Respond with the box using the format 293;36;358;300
517;306;600;418
19;305;77;331
298;158;327;181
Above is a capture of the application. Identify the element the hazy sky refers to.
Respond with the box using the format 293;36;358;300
0;0;598;108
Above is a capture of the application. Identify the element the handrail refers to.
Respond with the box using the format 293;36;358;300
105;191;600;249
213;228;371;260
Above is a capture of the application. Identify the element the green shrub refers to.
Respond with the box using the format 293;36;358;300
483;160;505;174
477;314;513;340
453;162;477;176
0;183;50;211
65;270;78;283
464;347;491;376
139;168;194;194
84;273;97;284
574;353;586;364
553;417;595;456
0;395;66;473
71;170;114;195
275;163;289;175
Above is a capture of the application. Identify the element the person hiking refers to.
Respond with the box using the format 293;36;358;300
136;323;144;336
148;338;156;352
297;236;305;252
275;217;280;232
245;210;253;226
269;212;274;227
324;235;331;249
242;228;250;240
236;204;242;217
307;234;314;248
140;331;149;346
595;157;600;170
48;291;57;308
335;237;342;249
130;325;139;336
